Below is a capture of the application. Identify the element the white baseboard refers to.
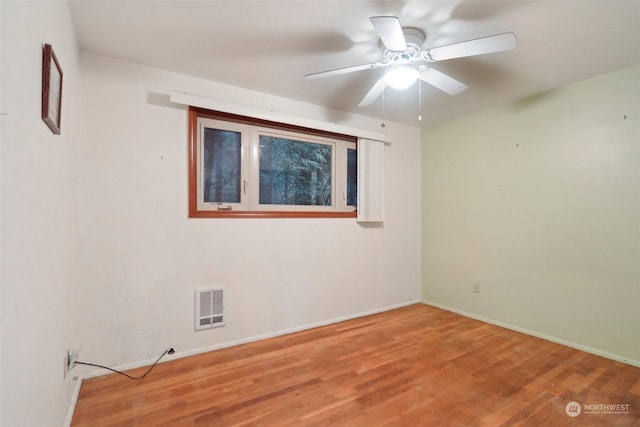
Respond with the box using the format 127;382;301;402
422;299;640;369
63;376;83;427
170;300;422;363
76;299;421;382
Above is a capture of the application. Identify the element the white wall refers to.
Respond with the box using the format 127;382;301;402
1;1;81;426
1;4;421;424
74;53;421;370
422;65;640;365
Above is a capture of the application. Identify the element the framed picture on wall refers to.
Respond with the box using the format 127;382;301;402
41;43;63;135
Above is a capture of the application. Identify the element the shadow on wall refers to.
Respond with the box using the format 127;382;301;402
507;89;559;112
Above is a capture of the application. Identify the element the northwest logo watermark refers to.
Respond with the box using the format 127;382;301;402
583;403;630;415
565;401;631;417
565;402;581;417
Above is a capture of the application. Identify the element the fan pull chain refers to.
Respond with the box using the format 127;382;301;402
418;79;423;121
381;87;386;128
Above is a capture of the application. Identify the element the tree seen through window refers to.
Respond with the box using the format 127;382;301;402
259;136;332;206
203;128;241;204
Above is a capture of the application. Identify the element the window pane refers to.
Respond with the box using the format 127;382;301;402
203;128;241;203
347;148;357;207
259;136;332;206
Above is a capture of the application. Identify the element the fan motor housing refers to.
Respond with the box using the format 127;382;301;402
379;27;425;63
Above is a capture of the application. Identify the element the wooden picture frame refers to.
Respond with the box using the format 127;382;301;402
41;44;63;135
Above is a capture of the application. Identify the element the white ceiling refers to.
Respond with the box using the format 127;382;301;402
68;0;640;126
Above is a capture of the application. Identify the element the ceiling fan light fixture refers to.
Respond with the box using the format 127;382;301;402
384;67;419;89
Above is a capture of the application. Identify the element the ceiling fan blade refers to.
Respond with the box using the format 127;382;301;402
305;62;382;80
370;16;407;51
425;32;517;62
420;68;468;95
359;77;388;107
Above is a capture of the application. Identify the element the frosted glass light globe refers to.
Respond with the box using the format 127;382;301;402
384;67;419;89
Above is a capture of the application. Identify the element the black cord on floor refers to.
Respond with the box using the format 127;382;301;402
76;348;175;380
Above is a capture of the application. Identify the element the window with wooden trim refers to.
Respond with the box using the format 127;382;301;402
189;107;357;218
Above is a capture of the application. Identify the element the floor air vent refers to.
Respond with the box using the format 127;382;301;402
195;288;225;331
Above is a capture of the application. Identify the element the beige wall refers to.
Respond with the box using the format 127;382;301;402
1;1;81;426
421;64;640;365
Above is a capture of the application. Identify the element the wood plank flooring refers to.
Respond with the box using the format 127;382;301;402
72;304;640;426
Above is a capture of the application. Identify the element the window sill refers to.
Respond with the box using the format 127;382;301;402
188;210;357;219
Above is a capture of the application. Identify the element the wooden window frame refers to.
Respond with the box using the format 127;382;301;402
188;107;357;218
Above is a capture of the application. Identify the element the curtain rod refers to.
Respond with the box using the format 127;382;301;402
168;91;392;144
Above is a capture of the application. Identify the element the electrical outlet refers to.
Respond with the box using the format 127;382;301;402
473;283;480;293
64;350;79;378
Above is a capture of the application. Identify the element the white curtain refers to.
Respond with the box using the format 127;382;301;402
357;138;385;223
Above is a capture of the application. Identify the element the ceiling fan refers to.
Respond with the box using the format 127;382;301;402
305;16;517;107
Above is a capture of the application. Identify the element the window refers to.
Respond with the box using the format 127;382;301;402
189;107;357;218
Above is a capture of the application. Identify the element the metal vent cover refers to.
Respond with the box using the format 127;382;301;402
195;288;225;331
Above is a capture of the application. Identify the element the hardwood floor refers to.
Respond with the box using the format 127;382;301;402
72;304;640;426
